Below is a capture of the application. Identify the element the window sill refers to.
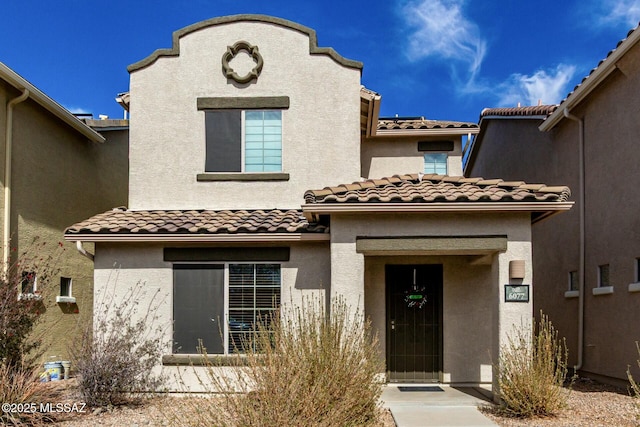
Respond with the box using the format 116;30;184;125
56;296;76;303
18;293;42;301
628;282;640;293
162;354;254;366
564;290;579;298
592;286;614;296
197;173;289;182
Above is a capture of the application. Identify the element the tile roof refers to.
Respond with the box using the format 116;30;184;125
480;105;558;118
303;174;571;204
65;208;327;235
560;23;639;107
377;118;478;131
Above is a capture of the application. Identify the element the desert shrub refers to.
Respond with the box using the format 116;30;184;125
627;342;640;413
498;312;569;417
176;296;385;427
72;281;166;407
0;361;63;425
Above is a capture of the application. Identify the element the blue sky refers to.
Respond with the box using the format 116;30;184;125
1;0;639;123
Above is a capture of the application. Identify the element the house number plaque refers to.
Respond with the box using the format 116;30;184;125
504;285;530;302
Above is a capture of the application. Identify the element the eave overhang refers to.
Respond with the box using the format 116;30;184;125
64;232;330;243
540;24;640;131
0;62;105;143
302;201;574;224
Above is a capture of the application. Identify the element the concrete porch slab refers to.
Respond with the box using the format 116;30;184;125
381;385;497;427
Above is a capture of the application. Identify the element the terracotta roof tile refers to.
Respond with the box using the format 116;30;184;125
303;174;571;204
480;105;558;117
65;209;327;236
377;118;478;131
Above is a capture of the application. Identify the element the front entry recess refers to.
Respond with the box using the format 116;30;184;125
386;264;443;382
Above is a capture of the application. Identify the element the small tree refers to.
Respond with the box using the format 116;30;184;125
72;280;167;407
627;342;640;416
498;312;570;417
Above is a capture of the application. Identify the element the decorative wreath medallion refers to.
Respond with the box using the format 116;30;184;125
404;286;428;309
222;40;264;84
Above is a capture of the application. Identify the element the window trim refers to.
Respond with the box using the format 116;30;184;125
593;264;613;295
18;271;41;301
423;152;448;175
170;262;282;357
56;277;76;304
201;102;287;177
629;258;640;292
564;270;579;298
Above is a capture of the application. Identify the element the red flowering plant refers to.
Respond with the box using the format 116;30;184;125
0;239;63;368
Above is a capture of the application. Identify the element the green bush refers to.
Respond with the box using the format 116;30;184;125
498;312;570;417
177;296;385;427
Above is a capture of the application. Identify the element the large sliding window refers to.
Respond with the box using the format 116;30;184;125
173;263;281;355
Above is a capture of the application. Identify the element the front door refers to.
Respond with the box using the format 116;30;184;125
386;264;443;382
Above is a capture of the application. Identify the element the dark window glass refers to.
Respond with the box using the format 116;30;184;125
60;277;72;296
173;265;225;354
205;111;242;172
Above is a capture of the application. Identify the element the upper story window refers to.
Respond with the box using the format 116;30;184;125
197;96;289;181
204;110;282;173
598;264;610;288
569;271;578;291
424;153;447;175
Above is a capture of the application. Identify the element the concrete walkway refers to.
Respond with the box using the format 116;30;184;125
380;385;498;427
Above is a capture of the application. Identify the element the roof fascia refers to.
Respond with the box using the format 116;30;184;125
128;14;363;73
0;62;105;143
64;232;330;243
540;26;640;131
302;202;573;222
375;128;479;137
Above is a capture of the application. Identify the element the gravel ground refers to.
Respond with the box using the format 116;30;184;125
482;377;639;427
32;377;637;426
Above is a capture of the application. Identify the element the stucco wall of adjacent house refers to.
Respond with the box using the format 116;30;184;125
93;241;330;391
467;118;581;368
361;136;464;179
128;20;362;210
467;39;640;384
330;211;533;385
6;91;129;361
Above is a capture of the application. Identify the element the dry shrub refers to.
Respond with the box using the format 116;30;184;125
627;342;640;415
498;312;570;418
0;361;63;425
71;280;166;407
175;297;385;427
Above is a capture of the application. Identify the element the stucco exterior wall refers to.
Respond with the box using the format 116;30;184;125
467;40;640;383
128;20;362;210
5;91;129;360
330;212;533;385
361;136;464;179
93;241;330;390
468;118;581;367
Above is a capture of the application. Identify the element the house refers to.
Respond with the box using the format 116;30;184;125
64;15;572;394
465;23;640;386
0;62;128;361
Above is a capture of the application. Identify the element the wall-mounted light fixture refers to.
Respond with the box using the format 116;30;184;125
509;260;526;280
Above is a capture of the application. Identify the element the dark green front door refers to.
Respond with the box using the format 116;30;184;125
386;264;443;382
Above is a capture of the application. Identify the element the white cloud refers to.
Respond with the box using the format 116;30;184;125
593;0;640;28
64;105;92;115
496;64;576;107
401;0;487;80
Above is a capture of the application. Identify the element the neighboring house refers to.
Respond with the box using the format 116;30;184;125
64;15;572;395
0;62;129;361
465;24;640;386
